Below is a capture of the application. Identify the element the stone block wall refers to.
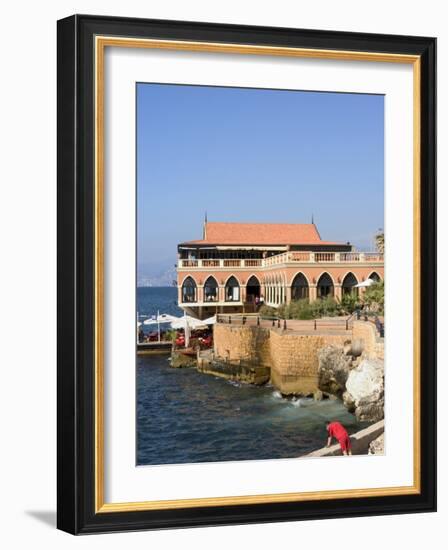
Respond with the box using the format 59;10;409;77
213;324;271;365
352;321;384;360
213;324;348;395
269;331;348;394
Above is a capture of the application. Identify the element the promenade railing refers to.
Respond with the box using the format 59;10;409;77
215;313;354;332
215;312;384;336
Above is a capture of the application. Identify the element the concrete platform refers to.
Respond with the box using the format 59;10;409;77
303;420;385;457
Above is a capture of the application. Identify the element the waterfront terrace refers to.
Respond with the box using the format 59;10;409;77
177;221;384;320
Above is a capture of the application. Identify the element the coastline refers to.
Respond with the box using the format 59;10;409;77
136;288;385;462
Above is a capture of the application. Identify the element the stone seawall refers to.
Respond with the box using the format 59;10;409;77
213;324;271;366
269;330;349;395
213;324;348;395
352;320;384;360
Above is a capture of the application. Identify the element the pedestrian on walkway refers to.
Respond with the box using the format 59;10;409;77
326;421;352;455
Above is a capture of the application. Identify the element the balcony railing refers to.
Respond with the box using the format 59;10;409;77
178;252;383;269
262;251;383;266
178;258;263;268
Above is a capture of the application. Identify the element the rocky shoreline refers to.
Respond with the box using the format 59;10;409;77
171;319;385;456
317;343;384;423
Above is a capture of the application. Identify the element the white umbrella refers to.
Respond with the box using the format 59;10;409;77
354;278;375;288
201;315;217;325
156;313;181;323
143;314;179;325
143;311;182;342
171;315;205;330
170;313;195;347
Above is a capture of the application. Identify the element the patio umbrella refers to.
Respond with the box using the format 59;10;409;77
143;313;181;325
354;278;375;288
143;311;182;342
171;315;205;330
201;315;217;325
170;312;198;347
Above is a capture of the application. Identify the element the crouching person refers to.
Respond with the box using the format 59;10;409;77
326;421;352;456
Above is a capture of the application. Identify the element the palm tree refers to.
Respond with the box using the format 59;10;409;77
374;229;384;253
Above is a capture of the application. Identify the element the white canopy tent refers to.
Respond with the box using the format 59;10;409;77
138;312;215;346
142;311;182;343
171;314;216;347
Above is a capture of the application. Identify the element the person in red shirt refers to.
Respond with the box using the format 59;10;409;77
326;421;352;455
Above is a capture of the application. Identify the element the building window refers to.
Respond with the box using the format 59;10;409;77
369;272;381;282
291;273;309;301
204;276;218;302
342;272;359;296
317;273;334;298
182;277;197;303
225;276;240;302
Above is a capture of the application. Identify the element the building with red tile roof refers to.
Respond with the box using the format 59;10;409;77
180;221;343;247
177;221;384;319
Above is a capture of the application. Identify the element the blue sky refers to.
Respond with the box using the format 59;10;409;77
137;83;384;278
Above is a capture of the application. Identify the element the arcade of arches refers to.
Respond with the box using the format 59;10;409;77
180;271;382;306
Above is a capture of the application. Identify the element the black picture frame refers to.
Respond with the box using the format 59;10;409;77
57;14;436;534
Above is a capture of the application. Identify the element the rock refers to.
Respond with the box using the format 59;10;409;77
342;390;356;413
313;390;324;401
170;351;197;368
345;338;364;357
368;433;385;455
344;358;384;422
317;345;353;398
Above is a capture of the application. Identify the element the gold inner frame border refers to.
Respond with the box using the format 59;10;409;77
94;36;421;513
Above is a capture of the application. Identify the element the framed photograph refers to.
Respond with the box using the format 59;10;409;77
57;15;436;534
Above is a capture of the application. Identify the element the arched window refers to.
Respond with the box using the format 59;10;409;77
369;272;381;283
204;276;218;302
225;276;240;302
182;277;197;303
342;272;358;296
246;275;261;302
317;273;334;298
291;273;309;301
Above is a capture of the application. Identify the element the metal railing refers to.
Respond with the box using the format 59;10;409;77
216;313;354;332
353;309;385;338
179;252;383;269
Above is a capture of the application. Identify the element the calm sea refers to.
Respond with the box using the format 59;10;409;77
137;286;182;334
137;286;182;318
136;287;367;466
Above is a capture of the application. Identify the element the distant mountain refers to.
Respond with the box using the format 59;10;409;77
137;266;177;287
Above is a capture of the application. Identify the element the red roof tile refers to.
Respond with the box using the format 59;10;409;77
180;222;343;246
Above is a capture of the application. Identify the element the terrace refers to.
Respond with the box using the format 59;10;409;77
178;251;383;269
